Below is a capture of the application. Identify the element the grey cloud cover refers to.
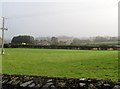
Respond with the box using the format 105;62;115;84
1;0;118;39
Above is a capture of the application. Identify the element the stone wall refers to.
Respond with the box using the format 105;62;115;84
1;74;120;89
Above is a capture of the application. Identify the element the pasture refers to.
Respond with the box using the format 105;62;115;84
2;48;118;81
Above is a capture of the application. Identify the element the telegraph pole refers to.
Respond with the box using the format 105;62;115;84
0;17;8;55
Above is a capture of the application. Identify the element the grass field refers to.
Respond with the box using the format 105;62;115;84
2;48;118;81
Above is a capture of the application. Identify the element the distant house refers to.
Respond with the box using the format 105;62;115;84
37;40;50;46
58;36;73;45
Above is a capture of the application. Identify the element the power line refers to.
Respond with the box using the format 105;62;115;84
0;17;8;55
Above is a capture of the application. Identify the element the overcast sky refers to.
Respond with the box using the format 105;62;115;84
0;0;119;39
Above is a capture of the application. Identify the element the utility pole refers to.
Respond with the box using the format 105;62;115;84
0;17;8;55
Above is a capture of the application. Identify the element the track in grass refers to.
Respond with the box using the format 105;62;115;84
2;48;118;81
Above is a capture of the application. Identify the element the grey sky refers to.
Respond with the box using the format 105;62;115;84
1;0;119;39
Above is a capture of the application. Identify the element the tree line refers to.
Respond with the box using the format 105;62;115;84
10;35;118;46
3;35;119;50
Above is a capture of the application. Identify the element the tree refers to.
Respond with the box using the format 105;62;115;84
71;38;81;46
71;38;91;46
11;35;34;45
51;37;58;45
94;36;108;42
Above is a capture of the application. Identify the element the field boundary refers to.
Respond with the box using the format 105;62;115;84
1;74;120;89
5;44;120;50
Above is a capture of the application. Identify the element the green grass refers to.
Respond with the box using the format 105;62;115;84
2;48;118;81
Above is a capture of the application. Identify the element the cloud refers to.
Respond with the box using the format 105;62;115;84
2;1;118;39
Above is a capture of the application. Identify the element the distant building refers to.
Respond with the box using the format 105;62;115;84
37;40;50;46
58;36;73;45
